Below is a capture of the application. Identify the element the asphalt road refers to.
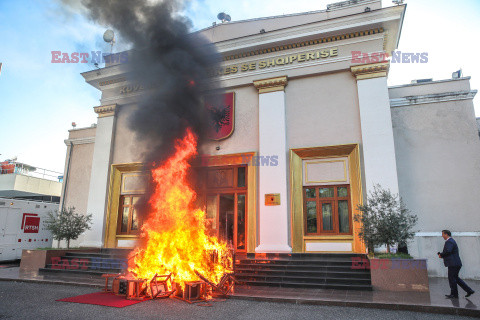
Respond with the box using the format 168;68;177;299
0;281;474;320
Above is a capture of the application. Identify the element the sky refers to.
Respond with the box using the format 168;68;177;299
0;0;479;174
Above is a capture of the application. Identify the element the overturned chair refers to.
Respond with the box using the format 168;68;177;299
149;273;176;299
194;270;238;297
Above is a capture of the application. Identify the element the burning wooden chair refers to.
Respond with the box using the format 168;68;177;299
174;281;208;304
101;273;122;293
149;273;176;299
194;270;238;297
126;278;148;300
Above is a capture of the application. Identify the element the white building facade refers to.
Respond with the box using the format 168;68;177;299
61;0;480;279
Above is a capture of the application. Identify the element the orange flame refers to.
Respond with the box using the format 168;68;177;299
128;128;232;289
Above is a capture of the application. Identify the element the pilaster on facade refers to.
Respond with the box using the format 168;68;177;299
82;104;118;247
254;75;292;253
351;62;399;195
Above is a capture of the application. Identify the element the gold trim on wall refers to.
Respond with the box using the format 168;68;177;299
104;162;144;248
290;144;365;253
223;28;384;61
247;162;257;253
303;235;353;240
193;152;257;253
351;61;390;80
94;104;117;118
253;76;288;94
99;78;126;87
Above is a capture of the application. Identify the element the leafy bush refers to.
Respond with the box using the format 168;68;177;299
354;185;418;254
44;207;92;249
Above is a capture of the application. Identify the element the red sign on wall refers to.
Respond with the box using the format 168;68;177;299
22;213;40;233
24;217;40;233
205;92;235;140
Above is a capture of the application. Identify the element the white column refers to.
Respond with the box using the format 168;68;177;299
81;105;117;247
351;62;399;194
253;76;291;253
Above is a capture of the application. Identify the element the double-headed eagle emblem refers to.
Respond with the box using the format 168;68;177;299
208;105;231;133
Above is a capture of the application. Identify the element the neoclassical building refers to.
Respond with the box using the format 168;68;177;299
61;0;480;279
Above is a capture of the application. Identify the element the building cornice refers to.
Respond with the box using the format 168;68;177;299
94;104;117;118
223;28;384;62
99;77;126;87
215;4;404;57
390;90;477;108
64;137;95;146
350;61;389;80
253;76;288;94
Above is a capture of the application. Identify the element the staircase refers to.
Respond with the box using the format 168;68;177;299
234;253;372;291
38;249;131;283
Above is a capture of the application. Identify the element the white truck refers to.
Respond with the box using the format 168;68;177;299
0;198;58;261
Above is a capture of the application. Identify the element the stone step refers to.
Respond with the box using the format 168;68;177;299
64;252;129;259
235;273;371;285
235;263;364;272
45;257;128;271
234;268;371;279
237;279;372;291
234;253;372;291
242;253;367;260
39;267;122;277
236;259;356;267
58;256;129;264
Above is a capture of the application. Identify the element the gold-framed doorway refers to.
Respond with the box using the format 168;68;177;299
104;162;144;248
103;153;257;252
290;144;365;253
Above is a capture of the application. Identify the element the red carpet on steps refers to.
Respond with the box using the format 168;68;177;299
56;292;148;308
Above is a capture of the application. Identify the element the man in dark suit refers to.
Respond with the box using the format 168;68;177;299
438;230;475;299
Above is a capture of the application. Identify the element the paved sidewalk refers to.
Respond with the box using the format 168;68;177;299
231;278;480;317
0;281;476;320
1;266;479;317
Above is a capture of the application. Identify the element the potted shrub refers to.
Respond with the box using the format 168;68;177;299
354;185;428;292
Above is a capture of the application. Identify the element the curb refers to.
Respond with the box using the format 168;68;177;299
230;295;480;318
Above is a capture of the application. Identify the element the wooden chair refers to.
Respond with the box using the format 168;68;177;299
126;278;147;300
149;273;176;299
101;273;121;293
194;270;238;296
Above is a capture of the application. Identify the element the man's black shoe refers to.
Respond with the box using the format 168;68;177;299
445;294;458;299
465;291;475;298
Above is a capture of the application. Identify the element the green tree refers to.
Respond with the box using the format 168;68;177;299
354;185;418;255
45;207;92;249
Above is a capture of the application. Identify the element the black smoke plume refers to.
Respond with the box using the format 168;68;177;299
80;0;223;226
81;0;222;164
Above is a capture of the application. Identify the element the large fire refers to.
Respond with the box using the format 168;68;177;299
128;128;232;289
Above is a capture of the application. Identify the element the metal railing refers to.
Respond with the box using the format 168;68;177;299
0;162;63;182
